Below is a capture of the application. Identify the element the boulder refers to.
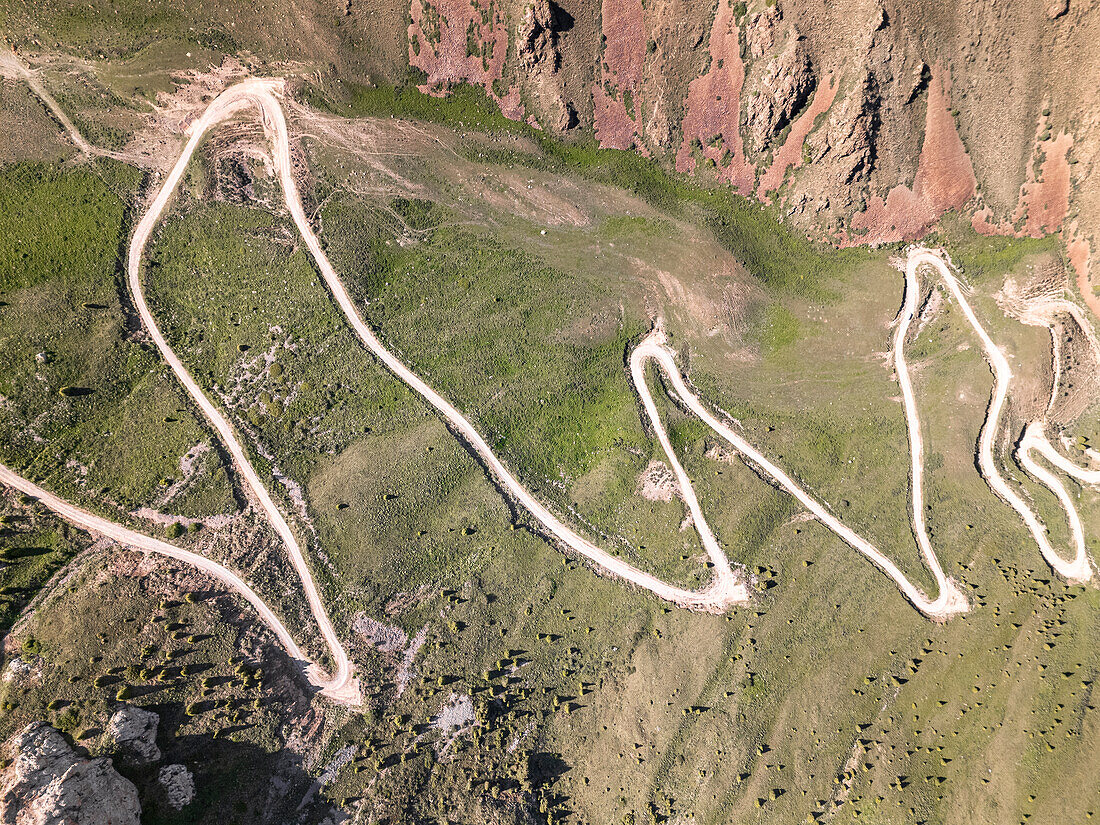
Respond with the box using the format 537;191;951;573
157;764;195;811
106;706;161;764
0;722;140;825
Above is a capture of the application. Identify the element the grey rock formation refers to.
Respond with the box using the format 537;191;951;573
516;0;575;130
745;34;816;152
106;706;161;764
0;722;140;825
814;71;880;187
157;764;195;811
516;0;560;71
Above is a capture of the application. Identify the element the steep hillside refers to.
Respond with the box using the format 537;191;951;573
5;0;1099;318
387;0;1100;315
2;2;1100;824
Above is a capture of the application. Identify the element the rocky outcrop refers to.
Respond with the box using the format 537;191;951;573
516;0;560;71
107;706;161;764
814;71;879;187
746;4;780;59
745;34;816;153
157;764;195;811
516;0;575;130
1046;0;1069;19
0;722;140;825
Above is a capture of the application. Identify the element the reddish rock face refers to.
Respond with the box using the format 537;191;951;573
600;0;645;91
674;0;754;195
592;84;637;150
851;66;976;244
973;128;1073;239
1016;131;1073;236
591;0;645;149
408;0;522;119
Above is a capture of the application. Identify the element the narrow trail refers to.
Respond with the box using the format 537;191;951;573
3;71;1097;704
0;51;128;163
0;465;312;675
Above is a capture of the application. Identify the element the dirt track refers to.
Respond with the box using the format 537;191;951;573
3;69;1097;705
923;250;1093;584
0;464;313;674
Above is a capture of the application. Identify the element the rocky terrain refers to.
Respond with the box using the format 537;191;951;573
1;0;1099;822
5;0;1096;310
397;0;1100;314
0;722;140;825
0;705;205;823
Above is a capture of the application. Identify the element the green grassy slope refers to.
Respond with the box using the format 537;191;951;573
0;63;1097;825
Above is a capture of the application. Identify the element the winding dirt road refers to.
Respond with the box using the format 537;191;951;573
0;464;314;679
3;70;1097;705
918;250;1094;584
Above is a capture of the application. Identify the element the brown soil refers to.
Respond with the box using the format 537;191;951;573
407;0;522;118
757;73;838;200
850;66;976;244
591;0;644;149
673;0;754;195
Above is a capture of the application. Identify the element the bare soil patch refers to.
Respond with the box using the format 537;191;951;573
636;460;680;503
673;0;754;195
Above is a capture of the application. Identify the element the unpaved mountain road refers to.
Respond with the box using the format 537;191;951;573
0;464;314;678
919;249;1094;585
3;69;1097;703
132;79;752;618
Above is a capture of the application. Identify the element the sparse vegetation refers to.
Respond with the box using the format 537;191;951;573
0;46;1097;825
